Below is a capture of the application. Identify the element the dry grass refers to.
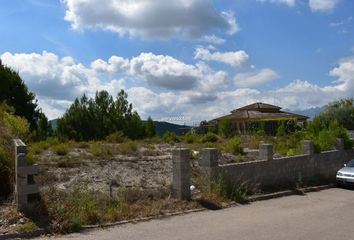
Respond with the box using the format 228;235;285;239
41;186;200;233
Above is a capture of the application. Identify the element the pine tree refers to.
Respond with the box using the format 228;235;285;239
145;116;157;138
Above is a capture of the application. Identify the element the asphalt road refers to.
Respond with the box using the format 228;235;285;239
38;188;354;240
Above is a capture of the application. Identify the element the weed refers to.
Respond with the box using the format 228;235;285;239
201;132;219;143
105;131;126;143
76;141;90;149
198;174;248;204
162;132;180;144
15;221;38;234
117;140;138;155
57;157;78;168
27;153;41;165
140;144;156;156
183;131;198;144
54;143;69;156
224;137;244;155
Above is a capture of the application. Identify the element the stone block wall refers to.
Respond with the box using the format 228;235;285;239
204;139;354;189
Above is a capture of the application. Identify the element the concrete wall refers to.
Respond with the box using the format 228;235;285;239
209;139;354;189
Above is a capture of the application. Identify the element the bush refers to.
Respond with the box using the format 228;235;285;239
28;138;60;155
218;119;232;138
105;131;126;143
317;130;336;151
15;221;38;234
54;143;69;156
90;142;109;157
0;105;31;197
183;131;198;144
224;137;244;155
117;140;138;155
201;132;219;143
2;111;30;141
199;174;248;203
162;131;180;144
274;133;303;156
304;118;353;152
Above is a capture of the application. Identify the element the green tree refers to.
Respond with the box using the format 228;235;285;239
145;116;157;138
36;112;52;140
57;90;146;141
218;118;232;138
0;103;31;197
124;112;146;139
319;98;354;130
0;60;39;129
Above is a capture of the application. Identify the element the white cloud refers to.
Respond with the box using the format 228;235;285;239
127;56;354;121
0;51;228;119
329;16;352;27
234;68;279;88
0;51;125;119
202;35;226;45
194;47;249;68
63;0;238;40
329;56;354;92
2;50;354;123
309;0;340;12
129;53;200;90
256;0;296;7
91;56;129;73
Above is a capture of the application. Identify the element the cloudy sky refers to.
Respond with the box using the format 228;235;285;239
1;0;354;125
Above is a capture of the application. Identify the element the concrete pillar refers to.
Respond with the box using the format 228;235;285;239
14;139;39;211
335;138;344;151
259;144;273;161
302;140;315;155
200;148;219;182
172;148;191;200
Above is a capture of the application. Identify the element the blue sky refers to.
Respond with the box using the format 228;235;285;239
1;0;354;124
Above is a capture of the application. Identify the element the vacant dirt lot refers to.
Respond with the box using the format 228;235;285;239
34;143;258;193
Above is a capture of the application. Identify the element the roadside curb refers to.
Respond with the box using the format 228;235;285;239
81;208;206;229
248;184;334;202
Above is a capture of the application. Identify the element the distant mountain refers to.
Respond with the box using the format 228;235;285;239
285;106;325;119
143;121;191;136
49;119;58;130
49;119;191;136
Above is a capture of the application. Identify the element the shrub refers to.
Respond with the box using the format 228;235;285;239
0;107;28;197
224;137;244;155
42;187;133;233
199;174;248;203
105;131;126;143
304;118;353;152
316;130;336;151
183;131;198;144
54;143;69;156
218;119;232;138
76;141;90;149
117;140;138;155
201;132;219;143
162;131;180;144
28;138;61;156
2;111;30;141
15;221;38;234
90;142;110;157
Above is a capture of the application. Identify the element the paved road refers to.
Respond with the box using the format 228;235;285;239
38;188;354;240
